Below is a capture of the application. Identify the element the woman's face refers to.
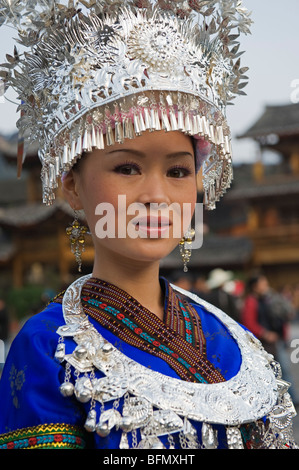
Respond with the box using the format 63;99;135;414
63;130;197;266
255;276;269;296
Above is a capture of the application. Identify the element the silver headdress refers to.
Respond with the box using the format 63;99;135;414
0;0;252;209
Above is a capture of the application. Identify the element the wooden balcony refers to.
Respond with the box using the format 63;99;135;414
248;223;299;265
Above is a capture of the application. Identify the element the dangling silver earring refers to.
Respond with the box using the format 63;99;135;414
66;210;88;272
179;228;195;272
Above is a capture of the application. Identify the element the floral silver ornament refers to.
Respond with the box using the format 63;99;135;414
126;13;189;75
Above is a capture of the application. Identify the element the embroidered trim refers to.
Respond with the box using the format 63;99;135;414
164;280;206;353
81;278;225;384
51;291;65;305
83;294;208;383
0;423;86;449
178;300;195;344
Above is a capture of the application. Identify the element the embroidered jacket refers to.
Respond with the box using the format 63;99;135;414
0;276;297;449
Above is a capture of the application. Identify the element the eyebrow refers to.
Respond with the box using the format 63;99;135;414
105;149;194;158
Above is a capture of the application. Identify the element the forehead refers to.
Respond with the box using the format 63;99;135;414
74;130;195;174
103;130;194;155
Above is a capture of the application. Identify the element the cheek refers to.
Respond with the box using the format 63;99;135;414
79;177;119;229
172;184;197;237
183;183;198;230
178;180;198;208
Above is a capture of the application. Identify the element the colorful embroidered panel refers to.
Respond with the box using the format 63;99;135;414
80;277;225;384
0;423;87;449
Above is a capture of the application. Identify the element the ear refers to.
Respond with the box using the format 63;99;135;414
61;170;84;210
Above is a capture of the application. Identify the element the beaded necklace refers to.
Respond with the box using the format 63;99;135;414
80;277;225;384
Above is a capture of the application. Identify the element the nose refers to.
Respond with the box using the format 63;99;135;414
137;172;171;207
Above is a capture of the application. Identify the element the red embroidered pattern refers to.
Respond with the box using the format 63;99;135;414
81;278;225;384
0;423;86;449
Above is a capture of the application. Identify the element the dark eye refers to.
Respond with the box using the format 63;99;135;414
114;163;141;175
167;166;192;178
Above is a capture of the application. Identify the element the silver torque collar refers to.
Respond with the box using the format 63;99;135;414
57;274;280;426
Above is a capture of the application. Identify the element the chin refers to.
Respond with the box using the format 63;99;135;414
118;238;178;264
131;240;179;263
94;235;180;265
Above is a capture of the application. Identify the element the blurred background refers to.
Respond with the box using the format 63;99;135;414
0;0;299;443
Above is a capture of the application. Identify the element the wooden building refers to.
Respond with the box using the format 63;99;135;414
226;102;299;287
0;135;94;290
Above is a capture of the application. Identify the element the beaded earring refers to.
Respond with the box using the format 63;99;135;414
66;210;88;272
179;228;196;273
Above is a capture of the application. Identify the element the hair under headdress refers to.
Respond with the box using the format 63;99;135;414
0;0;252;209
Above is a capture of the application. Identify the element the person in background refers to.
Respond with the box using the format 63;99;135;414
192;275;210;302
291;284;299;321
171;271;193;293
206;269;240;322
242;274;299;403
241;274;280;358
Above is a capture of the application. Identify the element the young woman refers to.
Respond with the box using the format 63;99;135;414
0;0;297;450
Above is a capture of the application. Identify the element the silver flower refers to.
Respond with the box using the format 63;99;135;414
126;14;189;75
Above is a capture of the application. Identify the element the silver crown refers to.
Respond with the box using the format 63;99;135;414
0;1;252;208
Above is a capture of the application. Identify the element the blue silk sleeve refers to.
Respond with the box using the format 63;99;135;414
0;302;88;449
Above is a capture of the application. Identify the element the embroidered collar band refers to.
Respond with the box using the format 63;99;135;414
80;276;225;384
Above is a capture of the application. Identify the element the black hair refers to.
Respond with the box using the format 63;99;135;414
246;272;265;294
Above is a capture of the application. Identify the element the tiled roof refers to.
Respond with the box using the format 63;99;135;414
239;103;299;139
0;199;74;227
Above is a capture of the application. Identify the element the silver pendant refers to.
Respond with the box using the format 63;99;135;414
120;396;153;432
119;432;130;449
201;422;218;449
74;376;93;403
59;381;74;397
54;342;65;363
96;409;122;437
137;436;165;449
226;426;244;449
141;410;183;438
84;409;97;433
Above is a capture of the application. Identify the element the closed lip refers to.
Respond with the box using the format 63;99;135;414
133;216;172;228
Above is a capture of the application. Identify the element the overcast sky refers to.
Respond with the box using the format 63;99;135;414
0;0;298;163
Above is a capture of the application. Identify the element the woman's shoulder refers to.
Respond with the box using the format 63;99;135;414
12;294;65;349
